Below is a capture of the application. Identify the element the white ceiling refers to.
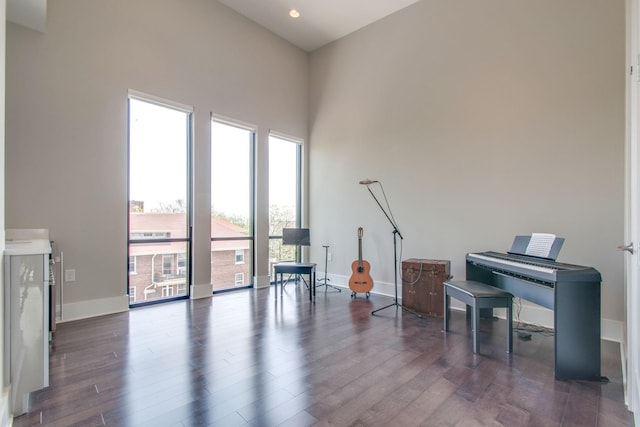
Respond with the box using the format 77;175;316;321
217;0;422;52
5;0;421;51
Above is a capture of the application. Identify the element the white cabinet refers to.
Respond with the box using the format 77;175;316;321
4;236;51;416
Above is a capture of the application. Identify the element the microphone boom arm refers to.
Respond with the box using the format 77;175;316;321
366;186;403;240
362;180;419;318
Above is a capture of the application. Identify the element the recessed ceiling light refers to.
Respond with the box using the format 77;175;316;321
289;9;300;18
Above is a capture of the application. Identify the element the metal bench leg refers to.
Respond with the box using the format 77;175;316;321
472;300;480;354
443;291;450;331
506;297;513;353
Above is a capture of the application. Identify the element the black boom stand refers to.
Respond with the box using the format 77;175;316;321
359;180;421;318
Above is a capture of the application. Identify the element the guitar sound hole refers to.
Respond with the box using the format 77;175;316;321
358;267;364;273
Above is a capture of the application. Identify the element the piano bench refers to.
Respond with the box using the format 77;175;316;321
443;280;513;355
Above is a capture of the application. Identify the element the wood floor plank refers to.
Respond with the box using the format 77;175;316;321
10;287;634;427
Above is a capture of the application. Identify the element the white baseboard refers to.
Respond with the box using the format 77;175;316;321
58;295;129;323
58;274;627;345
191;283;213;299
325;273;625;343
322;273;396;297
253;275;271;289
57;274;626;346
601;318;625;343
58;285;216;321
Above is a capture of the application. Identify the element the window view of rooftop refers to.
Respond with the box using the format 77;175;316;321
128;99;303;303
128;96;192;305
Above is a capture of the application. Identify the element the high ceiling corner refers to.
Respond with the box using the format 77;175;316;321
7;0;47;33
217;0;421;52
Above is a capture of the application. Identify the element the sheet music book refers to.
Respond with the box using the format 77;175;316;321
508;233;564;260
525;233;556;258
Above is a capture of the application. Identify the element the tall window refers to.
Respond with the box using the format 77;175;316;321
128;93;192;306
269;134;302;271
211;118;255;292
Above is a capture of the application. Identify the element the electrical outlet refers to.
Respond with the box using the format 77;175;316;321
65;269;76;282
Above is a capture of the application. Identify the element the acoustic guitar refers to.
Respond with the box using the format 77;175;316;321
349;227;373;298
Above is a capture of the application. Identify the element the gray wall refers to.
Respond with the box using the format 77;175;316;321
308;0;626;327
0;0;6;423
4;0;627;333
5;0;308;317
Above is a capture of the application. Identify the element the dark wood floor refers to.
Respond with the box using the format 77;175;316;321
13;284;634;427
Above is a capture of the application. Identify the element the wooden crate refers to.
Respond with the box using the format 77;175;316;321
401;259;451;317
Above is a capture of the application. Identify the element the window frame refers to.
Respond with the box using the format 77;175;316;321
268;132;304;268
210;115;256;293
127;90;193;308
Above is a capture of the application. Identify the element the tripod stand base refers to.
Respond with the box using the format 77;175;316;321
371;301;423;318
318;245;341;292
317;280;342;292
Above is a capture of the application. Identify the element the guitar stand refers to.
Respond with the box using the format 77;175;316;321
316;245;341;292
351;291;370;299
